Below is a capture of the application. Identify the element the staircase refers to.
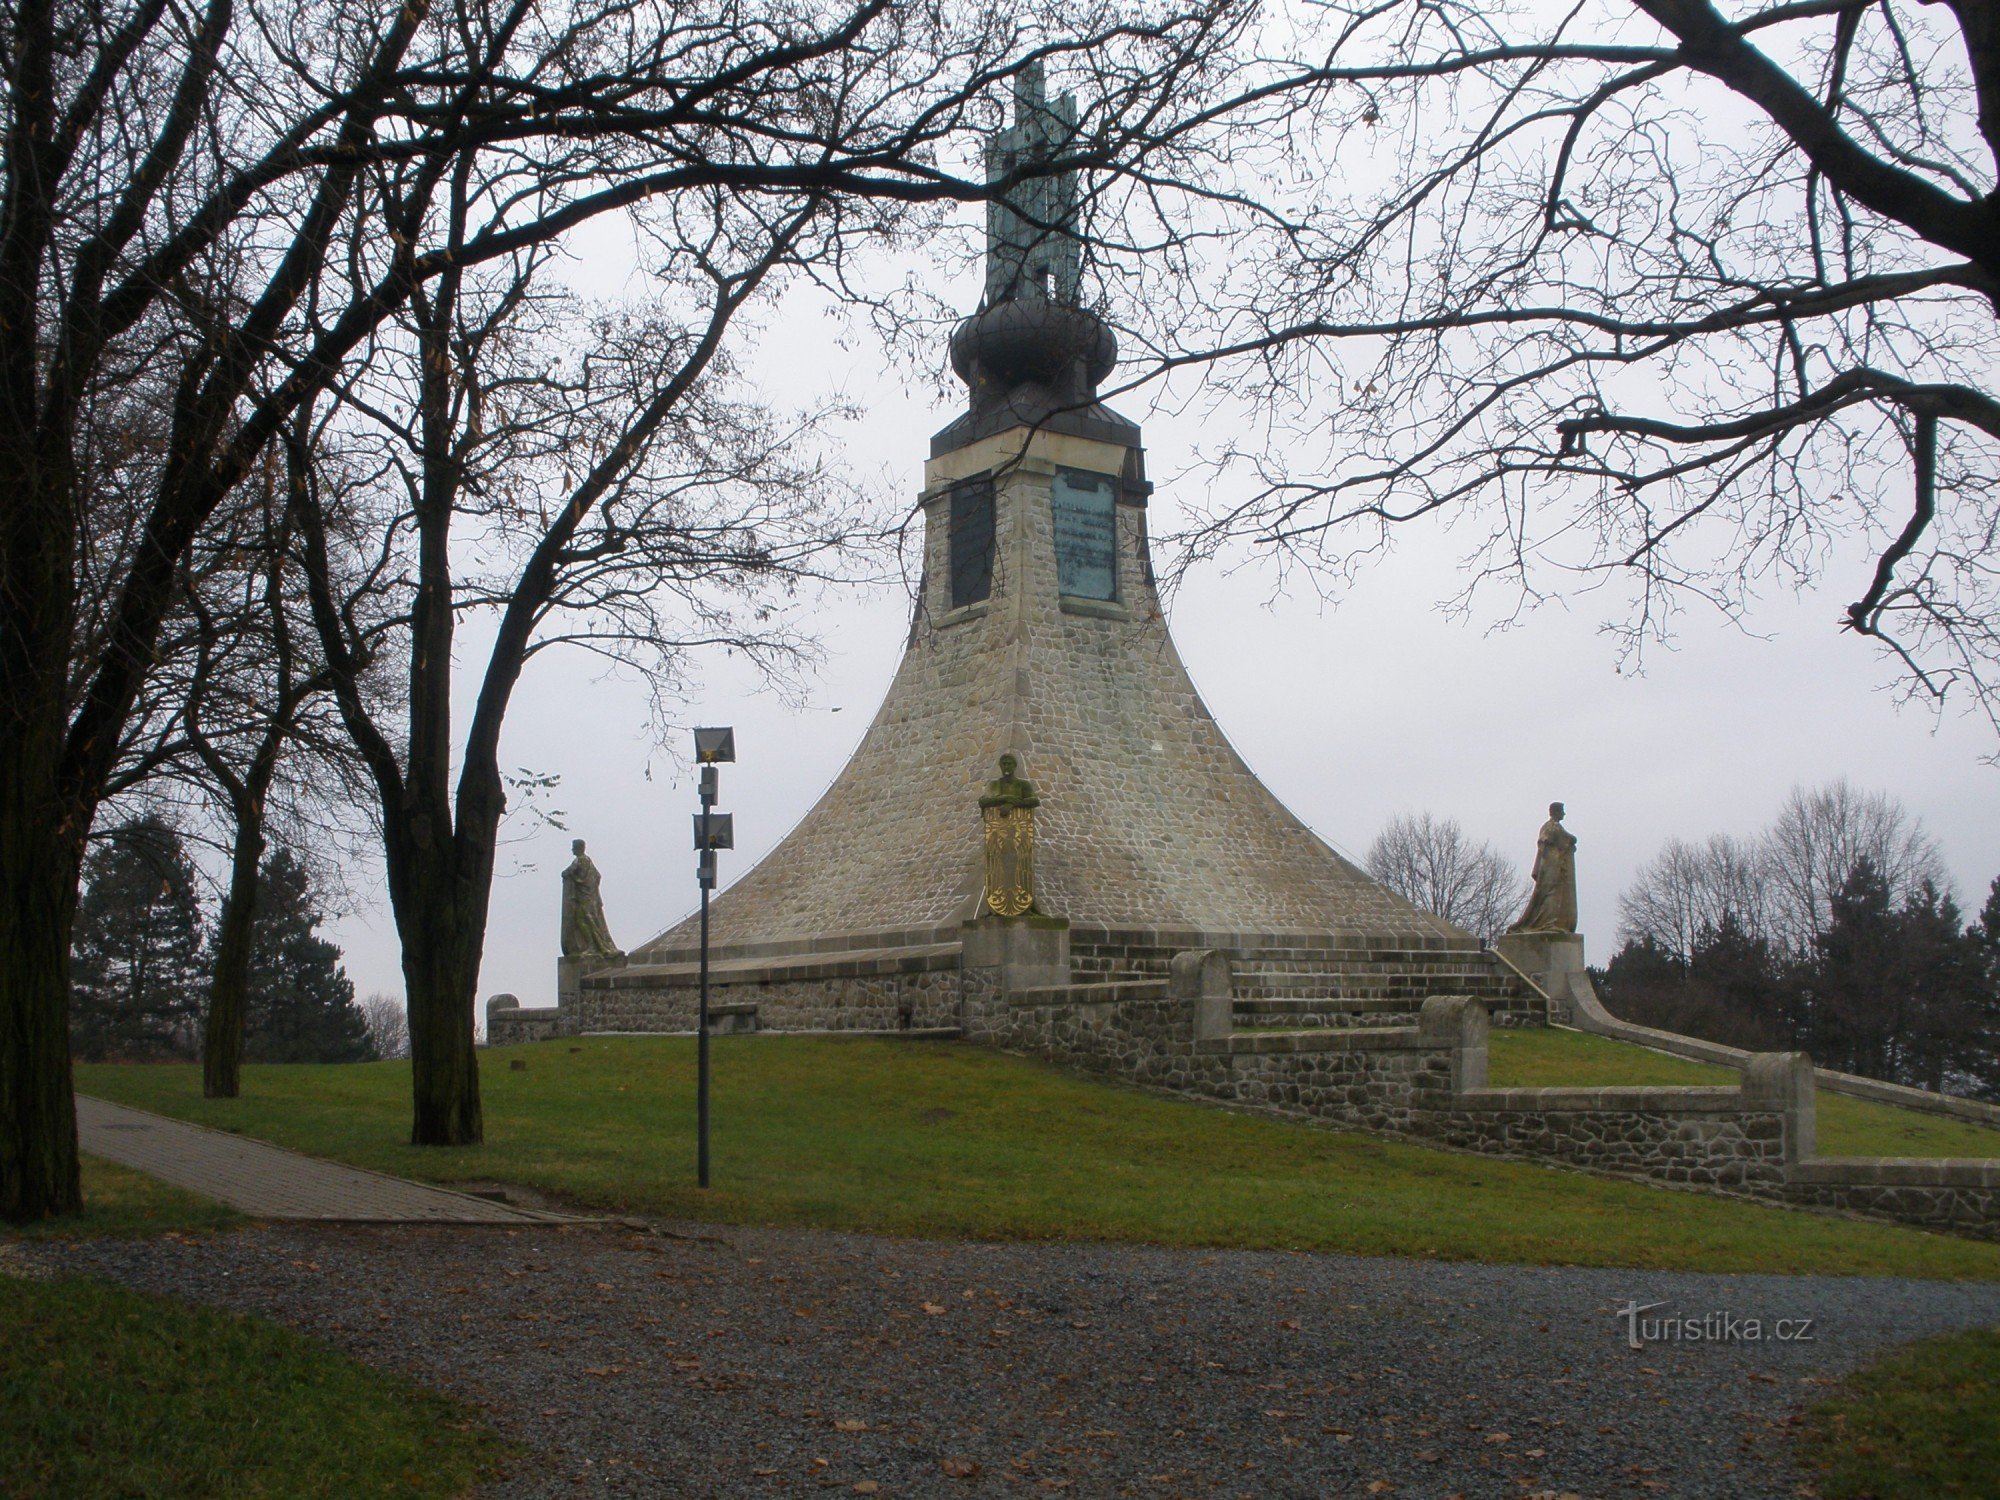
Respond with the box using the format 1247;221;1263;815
1066;929;1548;1031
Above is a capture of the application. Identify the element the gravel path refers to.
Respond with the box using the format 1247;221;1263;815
26;1221;2000;1499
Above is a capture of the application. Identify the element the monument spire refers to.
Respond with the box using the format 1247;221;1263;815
939;59;1121;453
983;58;1082;306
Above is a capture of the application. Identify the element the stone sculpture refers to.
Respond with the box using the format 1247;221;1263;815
980;753;1040;918
560;839;620;957
1508;803;1578;935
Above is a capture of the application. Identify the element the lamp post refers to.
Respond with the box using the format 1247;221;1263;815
691;726;735;1188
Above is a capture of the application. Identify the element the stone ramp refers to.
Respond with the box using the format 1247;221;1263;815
77;1095;585;1225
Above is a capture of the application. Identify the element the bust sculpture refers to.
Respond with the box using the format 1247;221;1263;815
979;752;1041;811
560;839;620;957
1508;802;1578;935
980;753;1040;917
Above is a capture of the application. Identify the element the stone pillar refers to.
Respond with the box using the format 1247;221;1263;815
557;952;623;1023
1171;949;1234;1041
1742;1050;1817;1164
1495;932;1592;1023
1418;994;1490;1094
486;993;521;1040
961;914;1071;994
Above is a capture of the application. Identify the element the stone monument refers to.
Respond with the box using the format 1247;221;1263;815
557;839;622;1011
532;62;1539;1039
1497;803;1592;1021
561;839;620;957
1509;803;1578;935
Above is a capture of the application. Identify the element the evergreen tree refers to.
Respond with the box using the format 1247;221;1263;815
1596;919;1786;1050
1595;935;1684;1010
1961;876;2000;1100
240;850;374;1064
1895;883;1986;1096
1689;913;1788;1049
1803;858;1902;1080
69;819;207;1061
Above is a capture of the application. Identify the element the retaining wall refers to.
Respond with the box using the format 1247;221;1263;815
970;952;1997;1241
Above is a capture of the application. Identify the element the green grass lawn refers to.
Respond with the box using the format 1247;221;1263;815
76;1035;2000;1279
1798;1327;2000;1498
0;1273;512;1498
0;1155;243;1242
1489;1028;2000;1159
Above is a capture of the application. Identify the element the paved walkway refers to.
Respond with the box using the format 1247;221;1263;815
76;1095;581;1224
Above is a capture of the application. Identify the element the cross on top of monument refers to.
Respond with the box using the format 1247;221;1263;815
984;59;1082;307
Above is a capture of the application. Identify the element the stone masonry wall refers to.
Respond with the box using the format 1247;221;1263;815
574;950;965;1035
1415;1090;1792;1192
1787;1159;2000;1241
974;977;1453;1133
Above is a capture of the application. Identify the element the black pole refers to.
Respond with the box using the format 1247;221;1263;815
697;769;715;1188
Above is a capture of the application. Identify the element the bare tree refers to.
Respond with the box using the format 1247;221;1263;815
0;0;1330;1214
177;451;380;1100
1617;833;1768;963
1365;811;1526;942
1615;778;1945;958
1762;778;1947;951
360;994;410;1061
1147;0;2000;751
297;220;868;1145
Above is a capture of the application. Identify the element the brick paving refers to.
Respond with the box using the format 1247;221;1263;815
76;1095;583;1224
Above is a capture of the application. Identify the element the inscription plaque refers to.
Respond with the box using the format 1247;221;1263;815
1052;469;1116;601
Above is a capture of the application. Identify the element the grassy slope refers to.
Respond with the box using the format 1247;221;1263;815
1488;1028;2000;1159
1799;1327;2000;1499
78;1036;2000;1278
0;1274;512;1499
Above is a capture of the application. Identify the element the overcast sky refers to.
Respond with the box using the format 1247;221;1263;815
316;226;2000;1012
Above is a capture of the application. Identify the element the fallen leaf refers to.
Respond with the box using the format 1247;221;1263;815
1366;1482;1395;1495
853;1484;880;1495
834;1420;869;1433
940;1457;980;1479
1279;1319;1301;1331
1484;1432;1510;1444
921;1302;947;1316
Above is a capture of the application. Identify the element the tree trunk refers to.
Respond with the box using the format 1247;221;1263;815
201;815;266;1098
0;739;84;1222
1;443;85;1220
397;878;485;1146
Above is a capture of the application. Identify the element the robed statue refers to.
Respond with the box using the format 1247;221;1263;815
980;753;1040;918
561;839;620;957
1508;803;1578;935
